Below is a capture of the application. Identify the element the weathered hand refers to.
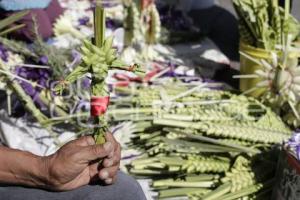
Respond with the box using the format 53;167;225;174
43;133;120;191
99;132;121;185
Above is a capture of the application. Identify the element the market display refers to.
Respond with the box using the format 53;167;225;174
0;0;299;199
111;83;291;199
234;0;300;128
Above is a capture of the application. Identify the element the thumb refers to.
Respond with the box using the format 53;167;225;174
80;142;113;161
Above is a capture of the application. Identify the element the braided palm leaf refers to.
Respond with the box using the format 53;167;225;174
279;7;300;42
143;3;161;45
219;138;255;147
269;0;281;44
56;37;125;87
120;87;284;199
166;106;230;122
221;157;255;193
124;1;141;46
201;121;290;144
181;155;230;174
233;0;274;49
127;84;188;106
55;37;141;143
237;38;300;128
188;189;213;200
200;156;272;200
159;110;290;144
238;23;255;45
131;89;161;106
129;154;230;176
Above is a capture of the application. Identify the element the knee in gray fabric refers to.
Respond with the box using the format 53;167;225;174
85;172;146;200
115;172;146;200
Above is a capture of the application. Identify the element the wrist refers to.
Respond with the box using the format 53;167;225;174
27;154;53;189
37;155;59;190
0;147;56;189
39;154;67;191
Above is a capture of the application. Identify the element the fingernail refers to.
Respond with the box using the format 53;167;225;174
104;142;112;151
105;178;113;184
100;170;109;179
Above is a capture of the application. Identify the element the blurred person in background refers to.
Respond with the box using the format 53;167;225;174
0;0;64;41
174;0;294;61
183;0;239;61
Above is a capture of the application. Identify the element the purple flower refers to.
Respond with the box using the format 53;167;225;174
297;146;300;160
81;78;90;89
287;132;300;160
106;19;116;29
21;81;36;96
14;66;51;110
72;50;82;63
288;133;300;147
39;56;49;65
68;50;82;69
0;45;9;62
102;2;118;8
78;17;90;26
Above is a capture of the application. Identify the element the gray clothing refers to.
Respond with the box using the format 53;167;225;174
177;0;215;11
0;172;146;200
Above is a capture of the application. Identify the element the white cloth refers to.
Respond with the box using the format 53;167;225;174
0;110;75;156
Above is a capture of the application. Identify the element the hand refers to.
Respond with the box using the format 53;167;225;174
43;133;121;191
99;133;121;185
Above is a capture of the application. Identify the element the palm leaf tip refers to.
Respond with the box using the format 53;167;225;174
0;10;29;31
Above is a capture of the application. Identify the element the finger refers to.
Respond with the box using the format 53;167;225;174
104;178;114;185
89;161;100;178
105;132;119;149
104;174;117;185
99;165;119;180
104;175;118;185
73;136;95;147
105;132;117;143
103;144;121;168
110;175;117;184
105;133;120;158
105;178;113;185
80;142;113;161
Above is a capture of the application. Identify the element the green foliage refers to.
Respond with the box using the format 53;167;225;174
0;11;28;36
124;1;141;46
182;155;230;174
112;85;290;199
0;37;38;58
233;0;300;49
0;18;73;80
144;4;161;45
